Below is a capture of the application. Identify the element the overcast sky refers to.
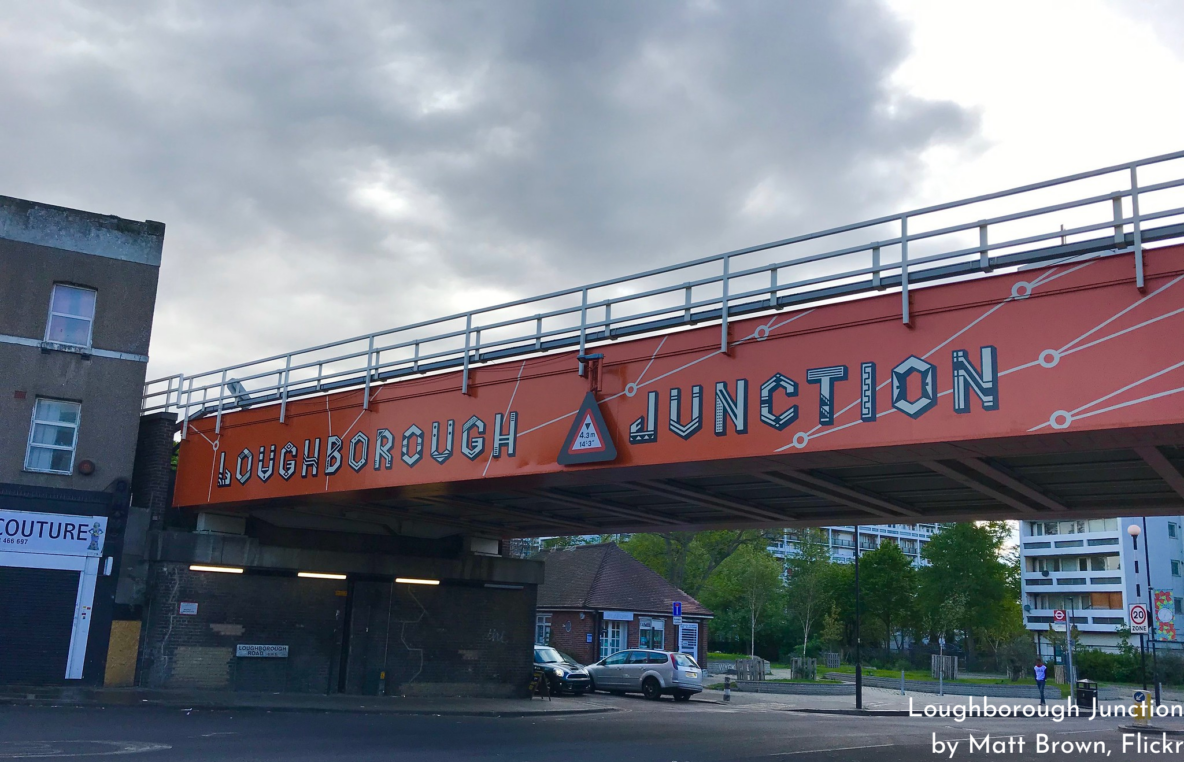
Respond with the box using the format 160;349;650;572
2;0;1182;380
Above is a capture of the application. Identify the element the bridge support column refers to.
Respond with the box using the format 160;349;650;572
132;412;178;530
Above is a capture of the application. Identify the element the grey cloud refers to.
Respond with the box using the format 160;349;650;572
0;0;979;378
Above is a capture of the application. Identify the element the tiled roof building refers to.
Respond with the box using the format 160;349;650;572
534;543;711;666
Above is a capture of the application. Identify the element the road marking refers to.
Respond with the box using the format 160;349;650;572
756;742;895;756
0;741;172;758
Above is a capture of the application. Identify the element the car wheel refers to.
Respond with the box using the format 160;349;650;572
642;677;662;701
673;690;691;702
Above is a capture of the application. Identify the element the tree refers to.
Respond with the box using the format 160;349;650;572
540;534;628;551
918;522;1012;663
860;540;917;650
784;529;835;657
819;604;847;657
623;530;767;596
699;544;782;656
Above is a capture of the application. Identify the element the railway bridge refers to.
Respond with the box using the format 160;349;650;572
131;151;1184;696
150;152;1184;539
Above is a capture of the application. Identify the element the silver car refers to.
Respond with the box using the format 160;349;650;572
586;649;703;701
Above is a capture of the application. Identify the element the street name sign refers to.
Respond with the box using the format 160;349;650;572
236;644;289;658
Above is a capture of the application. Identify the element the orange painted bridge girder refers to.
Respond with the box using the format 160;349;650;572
174;246;1184;533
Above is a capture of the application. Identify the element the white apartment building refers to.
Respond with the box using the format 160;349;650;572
1020;516;1184;656
769;523;942;567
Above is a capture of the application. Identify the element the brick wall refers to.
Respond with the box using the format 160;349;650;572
130;412;176;528
544;610;596;664
139;563;537;696
342;581;536;697
537;610;709;666
139;563;345;693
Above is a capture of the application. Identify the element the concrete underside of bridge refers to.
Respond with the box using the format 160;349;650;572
219;426;1184;538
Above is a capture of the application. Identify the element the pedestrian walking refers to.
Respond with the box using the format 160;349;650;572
1034;658;1048;705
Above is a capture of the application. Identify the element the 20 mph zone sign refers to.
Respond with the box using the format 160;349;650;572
1130;604;1150;634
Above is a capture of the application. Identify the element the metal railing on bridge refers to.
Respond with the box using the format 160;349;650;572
143;150;1184;438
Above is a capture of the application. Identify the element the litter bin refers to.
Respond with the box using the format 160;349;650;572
1075;679;1098;710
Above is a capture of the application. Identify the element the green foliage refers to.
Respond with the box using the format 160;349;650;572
995;635;1036;681
860;540;917;649
699;544;783;656
621;530;767;596
918;522;1012;659
539;534;627;551
819;604;846;655
784;529;836;656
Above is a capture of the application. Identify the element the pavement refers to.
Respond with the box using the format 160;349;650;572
0;685;615;717
712;684;1184;717
4;690;1184;761
4;682;1182;719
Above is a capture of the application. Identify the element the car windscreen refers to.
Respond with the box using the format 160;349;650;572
534;647;564;664
672;653;699;668
556;651;583;667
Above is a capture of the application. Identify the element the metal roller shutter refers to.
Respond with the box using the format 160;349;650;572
0;566;80;683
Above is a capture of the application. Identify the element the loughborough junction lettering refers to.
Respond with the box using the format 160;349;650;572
627;347;997;445
216;345;997;488
217;411;519;488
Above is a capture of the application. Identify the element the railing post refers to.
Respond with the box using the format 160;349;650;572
720;254;731;353
173;374;184;415
1112;192;1124;246
683;284;692;322
604;302;612;339
1130;166;1145;290
181;376;193;439
978;221;990;272
413;341;420;372
215;370;227;434
871;245;882;290
578;288;588;376
768;268;778;308
462;313;472;395
900;216;911;325
535;315;543;351
363;336;374;410
279;355;291;423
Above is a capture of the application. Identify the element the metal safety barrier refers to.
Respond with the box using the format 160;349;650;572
143;150;1184;438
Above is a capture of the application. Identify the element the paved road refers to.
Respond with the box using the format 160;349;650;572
0;692;1170;761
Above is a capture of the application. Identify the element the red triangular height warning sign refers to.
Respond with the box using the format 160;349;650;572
557;392;618;465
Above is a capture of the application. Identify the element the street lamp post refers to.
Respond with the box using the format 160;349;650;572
1128;521;1159;701
854;524;862;710
1127;524;1148;690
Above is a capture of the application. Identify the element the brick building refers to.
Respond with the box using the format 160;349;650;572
0;194;165;685
534;543;711;666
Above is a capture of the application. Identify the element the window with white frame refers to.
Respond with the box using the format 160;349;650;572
638;617;665;650
24;399;81;474
1173;560;1180;577
1170;523;1178;539
45;284;97;348
535;613;552;645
